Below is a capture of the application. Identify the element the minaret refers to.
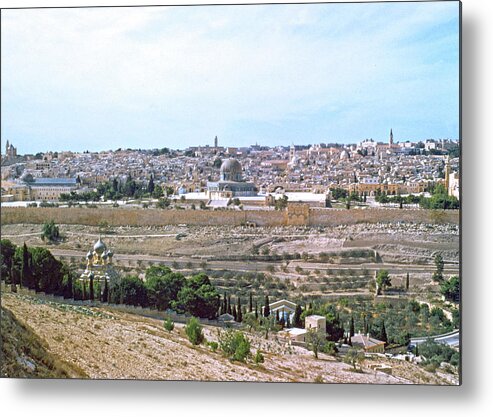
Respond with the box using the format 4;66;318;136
214;136;218;148
445;156;451;193
389;129;393;146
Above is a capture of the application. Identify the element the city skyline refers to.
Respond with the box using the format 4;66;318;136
1;2;459;154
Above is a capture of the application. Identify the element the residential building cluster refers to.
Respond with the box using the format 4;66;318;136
0;133;460;203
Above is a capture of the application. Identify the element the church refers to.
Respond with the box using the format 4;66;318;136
80;237;118;283
206;158;257;199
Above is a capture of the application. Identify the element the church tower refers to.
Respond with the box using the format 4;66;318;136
5;140;9;155
389;129;394;146
214;136;218;148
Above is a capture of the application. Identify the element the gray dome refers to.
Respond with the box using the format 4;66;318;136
93;238;106;254
107;250;113;258
86;251;93;259
220;159;242;182
220;158;242;173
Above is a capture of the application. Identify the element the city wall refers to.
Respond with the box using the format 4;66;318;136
0;206;459;227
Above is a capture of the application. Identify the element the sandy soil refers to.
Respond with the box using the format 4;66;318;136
1;292;453;384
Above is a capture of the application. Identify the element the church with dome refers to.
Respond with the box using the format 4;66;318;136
80;237;118;283
206;158;258;199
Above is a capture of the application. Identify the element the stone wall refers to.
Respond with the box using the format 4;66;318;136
0;206;459;228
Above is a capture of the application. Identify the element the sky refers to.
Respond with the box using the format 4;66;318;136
1;1;460;153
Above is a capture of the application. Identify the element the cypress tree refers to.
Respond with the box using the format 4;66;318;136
82;280;87;300
293;304;303;328
102;278;109;302
227;295;232;315
350;316;355;337
275;310;280;323
264;295;270;317
363;315;368;334
21;242;30;288
232;305;237;321
255;302;258;319
89;274;94;301
379;320;388;345
249;292;253;312
406;272;410;291
286;315;291;328
237;297;243;322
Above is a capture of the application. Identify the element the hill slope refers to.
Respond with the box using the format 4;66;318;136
1;292;453;384
1;305;87;378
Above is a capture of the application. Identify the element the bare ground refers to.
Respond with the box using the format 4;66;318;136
1;292;453;384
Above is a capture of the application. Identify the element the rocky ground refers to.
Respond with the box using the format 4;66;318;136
1;292;455;384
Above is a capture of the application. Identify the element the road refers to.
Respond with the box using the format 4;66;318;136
409;330;460;348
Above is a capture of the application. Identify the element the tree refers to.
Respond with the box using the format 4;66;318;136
375;269;391;295
349;316;355;337
237;297;243;322
20;242;32;288
293;304;303;328
173;273;220;319
89;274;94;301
378;320;388;345
344;348;365;371
405;272;410;291
432;253;445;283
218;329;251;362
440;275;460;302
185;317;204;345
41;220;60;243
249;292;253;312
144;266;185;310
263;295;270;317
116;275;148;306
147;174;155;194
306;329;327;359
102;278;109;302
1;239;17;283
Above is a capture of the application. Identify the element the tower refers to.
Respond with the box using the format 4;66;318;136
214;135;218;148
389;129;393;146
445;156;451;192
5;140;9;156
289;144;296;160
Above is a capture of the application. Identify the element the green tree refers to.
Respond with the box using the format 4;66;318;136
306;329;326;359
349;315;355;337
378;320;388;345
237;297;243;322
218;329;251;362
173;273;220;319
263;295;270;317
440;275;460;302
147;174;155;194
185;317;204;345
432;253;445;283
375;269;391;295
89;274;94;301
20;242;32;288
1;239;17;283
405;272;410;291
41;220;60;243
249;292;253;312
293;304;303;328
344;348;365;371
144;266;185;310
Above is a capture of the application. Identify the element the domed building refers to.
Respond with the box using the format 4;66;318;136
80;237;118;284
207;158;257;199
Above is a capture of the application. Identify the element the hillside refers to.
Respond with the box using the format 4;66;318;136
1;292;454;384
1;305;87;378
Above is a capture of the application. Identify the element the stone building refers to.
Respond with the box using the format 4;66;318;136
206;158;257;199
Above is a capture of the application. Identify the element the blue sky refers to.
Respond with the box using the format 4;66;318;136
1;2;460;153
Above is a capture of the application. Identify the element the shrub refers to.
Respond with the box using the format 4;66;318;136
185;317;204;346
163;316;174;332
218;329;251;362
208;341;219;352
254;350;265;364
